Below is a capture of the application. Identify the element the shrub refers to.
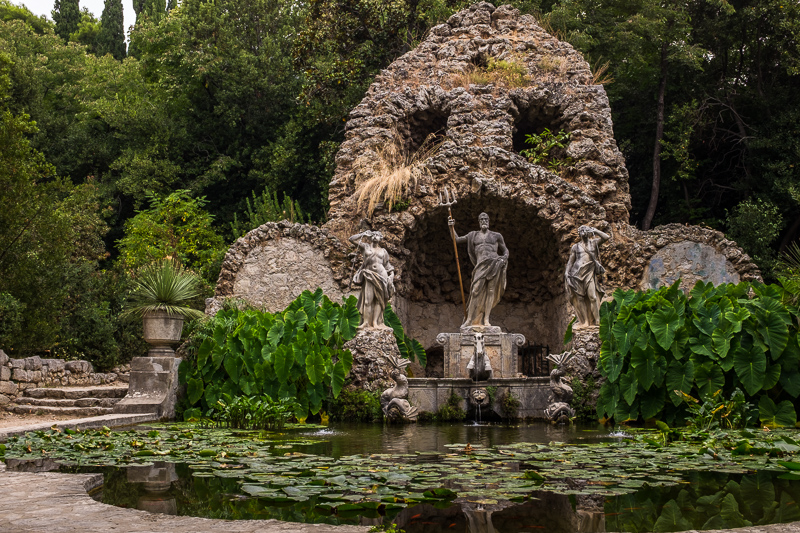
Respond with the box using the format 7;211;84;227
180;289;359;421
209;394;296;430
597;280;800;428
570;375;598;422
328;388;382;422
500;390;521;419
437;389;466;422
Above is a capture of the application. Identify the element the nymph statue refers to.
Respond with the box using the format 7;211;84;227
349;230;395;329
565;226;609;328
449;213;508;329
380;355;418;422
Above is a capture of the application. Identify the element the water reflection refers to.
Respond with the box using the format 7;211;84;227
127;462;178;515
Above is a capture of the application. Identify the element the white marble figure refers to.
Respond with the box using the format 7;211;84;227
565;226;610;328
349;230;395;330
380;355;419;422
467;332;492;381
449;213;508;329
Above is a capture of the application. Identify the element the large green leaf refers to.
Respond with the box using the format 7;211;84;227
688;334;714;358
719;492;750;529
317;306;339;341
762;363;781;391
780;369;800;398
274;345;292;383
647;305;682;350
603;351;625;383
653;499;692;532
614;397;639;422
339;349;353;375
267;320;285;347
596;381;619;419
612;320;638;357
694;361;724;398
331;360;347;398
666;359;694;406
733;345;766;395
338;297;360;339
187;377;204;405
631;347;663;390
693;305;721;337
197;337;214;371
740;472;775;515
306;349;325;385
619;369;638;406
639;387;665;420
756;309;789;359
759;396;797;428
711;327;734;360
223;353;241;382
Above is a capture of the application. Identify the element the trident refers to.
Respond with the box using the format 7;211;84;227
439;186;467;319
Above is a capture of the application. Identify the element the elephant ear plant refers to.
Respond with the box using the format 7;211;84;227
123;260;205;356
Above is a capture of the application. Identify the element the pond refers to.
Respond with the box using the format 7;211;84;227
3;422;800;532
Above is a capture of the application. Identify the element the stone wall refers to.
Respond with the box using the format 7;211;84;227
0;350;119;406
207;221;354;315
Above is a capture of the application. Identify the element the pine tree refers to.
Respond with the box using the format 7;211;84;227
52;0;81;41
96;0;126;59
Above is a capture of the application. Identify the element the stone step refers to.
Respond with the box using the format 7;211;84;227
23;386;128;400
15;397;120;408
6;405;114;417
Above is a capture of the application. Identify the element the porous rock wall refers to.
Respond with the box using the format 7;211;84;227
208;3;760;385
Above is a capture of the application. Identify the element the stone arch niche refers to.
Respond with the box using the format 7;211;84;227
393;194;570;358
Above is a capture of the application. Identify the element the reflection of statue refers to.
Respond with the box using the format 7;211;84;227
544;352;575;423
380;355;418;421
565;226;609;328
449;213;508;328
467;332;492;381
349;230;395;329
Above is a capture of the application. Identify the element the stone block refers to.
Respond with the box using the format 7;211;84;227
10;358;24;370
0;380;18;396
0;393;9;405
12;368;29;382
24;356;42;371
65;360;92;374
0;366;10;381
30;370;43;383
42;359;65;373
0;349;7;366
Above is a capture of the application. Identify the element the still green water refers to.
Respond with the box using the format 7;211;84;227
6;422;800;532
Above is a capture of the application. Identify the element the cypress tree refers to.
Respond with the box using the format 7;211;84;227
96;0;126;59
52;0;81;41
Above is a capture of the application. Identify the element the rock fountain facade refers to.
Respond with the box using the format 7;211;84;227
206;2;761;419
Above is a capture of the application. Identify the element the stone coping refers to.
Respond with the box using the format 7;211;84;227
0;462;798;533
0;412;160;442
0;464;368;532
408;376;549;385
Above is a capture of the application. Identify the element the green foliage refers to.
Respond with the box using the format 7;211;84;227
519;128;573;171
0;0;52;34
384;304;426;368
436;389;466;422
52;0;80;41
500;389;521;419
675;388;755;430
69;9;101;55
122;259;205;319
570;375;598;422
727;199;783;278
211;394;296;430
327;388;382;422
229;190;308;240
180;289;359;421
97;0;126;59
597;280;800;427
117;190;226;284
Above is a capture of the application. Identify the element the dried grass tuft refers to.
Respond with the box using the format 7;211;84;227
353;132;441;217
591;59;614;85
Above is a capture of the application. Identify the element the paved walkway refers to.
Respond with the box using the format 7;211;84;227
0;412;159;442
0;463;368;533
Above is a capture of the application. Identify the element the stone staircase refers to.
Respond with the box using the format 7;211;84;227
5;386;129;417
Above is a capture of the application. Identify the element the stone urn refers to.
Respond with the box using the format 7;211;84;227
142;311;184;357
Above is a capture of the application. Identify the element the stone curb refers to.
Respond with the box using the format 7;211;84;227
0;467;369;533
0;412;160;442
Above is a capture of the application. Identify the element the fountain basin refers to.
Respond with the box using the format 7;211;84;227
408;377;550;419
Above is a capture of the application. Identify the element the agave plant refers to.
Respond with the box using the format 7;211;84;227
122;259;205;319
547;351;574;368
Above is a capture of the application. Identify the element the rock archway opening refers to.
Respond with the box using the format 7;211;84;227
396;195;570;352
512;98;568;156
399;108;450;156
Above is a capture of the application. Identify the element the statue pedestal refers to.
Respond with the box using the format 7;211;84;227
437;330;525;378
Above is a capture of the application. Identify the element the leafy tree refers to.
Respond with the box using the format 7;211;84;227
117;190;226;283
52;0;80;41
97;0;125;59
0;0;52;34
69;8;101;54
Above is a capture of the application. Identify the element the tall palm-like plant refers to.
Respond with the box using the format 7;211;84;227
123;260;205;319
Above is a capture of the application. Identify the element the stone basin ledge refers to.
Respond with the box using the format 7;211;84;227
0;462;369;532
0;462;798;533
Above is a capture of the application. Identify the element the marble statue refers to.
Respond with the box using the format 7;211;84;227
380;355;418;422
449;213;508;329
467;332;492;381
349;230;395;329
565;226;609;328
544;352;576;423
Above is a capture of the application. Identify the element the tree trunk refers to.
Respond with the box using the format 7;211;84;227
642;42;669;231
